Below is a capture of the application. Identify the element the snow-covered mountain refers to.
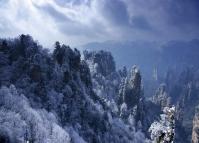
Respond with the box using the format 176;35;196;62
82;40;199;143
0;35;157;143
2;35;197;143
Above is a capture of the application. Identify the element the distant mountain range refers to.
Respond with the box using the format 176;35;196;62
81;39;199;80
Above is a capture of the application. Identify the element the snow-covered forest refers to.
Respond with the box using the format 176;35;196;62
0;35;181;143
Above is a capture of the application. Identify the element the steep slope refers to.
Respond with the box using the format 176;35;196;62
151;68;199;143
83;50;122;102
0;35;149;143
81;39;199;99
84;50;161;137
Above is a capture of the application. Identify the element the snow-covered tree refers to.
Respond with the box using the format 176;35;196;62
0;85;71;143
149;106;175;143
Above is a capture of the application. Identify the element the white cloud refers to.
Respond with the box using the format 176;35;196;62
0;0;198;48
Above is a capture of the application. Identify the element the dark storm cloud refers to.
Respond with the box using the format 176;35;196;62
99;0;130;26
60;0;199;32
133;0;199;28
0;0;198;47
165;0;199;36
130;16;152;30
164;0;199;25
122;0;199;39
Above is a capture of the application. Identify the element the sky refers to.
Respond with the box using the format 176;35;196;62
0;0;199;48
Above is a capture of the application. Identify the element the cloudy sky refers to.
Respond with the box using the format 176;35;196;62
0;0;199;47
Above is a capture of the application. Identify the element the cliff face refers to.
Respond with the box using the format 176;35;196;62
83;50;122;102
84;50;160;134
84;51;144;118
151;68;199;143
152;84;171;109
118;66;144;122
192;106;199;143
83;50;116;77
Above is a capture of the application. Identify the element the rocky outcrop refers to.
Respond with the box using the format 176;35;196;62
84;50;161;134
84;50;116;77
84;50;123;103
118;66;145;125
152;84;171;109
192;106;199;143
119;66;142;109
159;68;199;143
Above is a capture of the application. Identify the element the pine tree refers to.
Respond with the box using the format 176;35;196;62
149;106;175;143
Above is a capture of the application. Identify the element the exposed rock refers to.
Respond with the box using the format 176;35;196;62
119;66;142;109
84;50;116;77
152;83;171;109
161;68;199;143
192;106;199;143
118;66;145;126
84;50;122;103
84;51;158;134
